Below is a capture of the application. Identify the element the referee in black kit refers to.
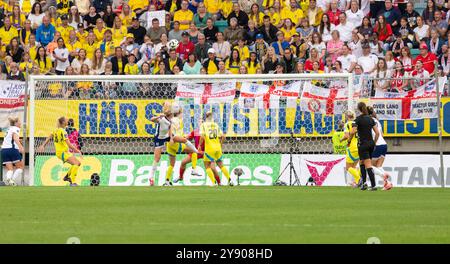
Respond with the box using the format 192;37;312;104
348;102;380;191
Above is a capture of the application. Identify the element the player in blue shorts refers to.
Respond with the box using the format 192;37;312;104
1;117;24;186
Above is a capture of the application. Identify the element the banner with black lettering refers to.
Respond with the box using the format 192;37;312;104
0;80;26;130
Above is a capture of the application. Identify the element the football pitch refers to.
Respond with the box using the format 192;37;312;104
1;186;449;244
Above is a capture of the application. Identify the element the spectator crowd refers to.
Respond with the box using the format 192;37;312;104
0;0;448;97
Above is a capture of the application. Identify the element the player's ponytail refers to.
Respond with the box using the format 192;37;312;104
8;116;19;126
367;106;377;119
357;102;369;115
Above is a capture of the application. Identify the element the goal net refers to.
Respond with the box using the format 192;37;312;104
29;73;354;186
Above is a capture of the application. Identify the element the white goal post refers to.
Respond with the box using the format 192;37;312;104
29;73;354;186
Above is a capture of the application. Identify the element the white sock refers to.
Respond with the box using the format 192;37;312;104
345;171;353;185
372;167;385;178
13;169;23;185
5;170;13;181
185;140;198;153
150;161;158;178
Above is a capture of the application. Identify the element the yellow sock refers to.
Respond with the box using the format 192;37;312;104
166;165;173;181
206;168;216;184
220;166;230;181
348;167;361;184
192;153;197;169
69;165;79;183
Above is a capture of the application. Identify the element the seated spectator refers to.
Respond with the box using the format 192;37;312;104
281;0;304;27
53;37;70;75
377;0;401;30
212;32;231;61
414;16;430;44
224;17;245;47
84;6;101;29
357;43;378;73
306;0;324;27
71;48;92;74
337;44;357;73
271;31;290;56
124;54;139;74
28;2;46;29
154;33;169;54
235;38;250;62
204;0;221;20
174;0;194;31
318;13;335;42
194;3;211;30
165;48;184;73
296;18;315;43
248;3;264;28
188;22;200;44
225;49;242;74
385;50;395;71
411;60;430;90
357;16;374;39
403;2;420;29
119;4;136;28
6;37;24;63
169;21;183;42
422;0;436;26
194;33;211;63
253;33;269;62
268;1;283;28
128;0;148;16
372;58;391;94
215;60;231;74
326;0;341;26
414;42;437;74
110;47;128;74
128;16;147;45
281;18;296;43
335;13;353;42
103;4;117;28
75;0;90;16
6;62;25;81
91;48;106;75
227;3;249;28
183;53;202;74
246;51;261;74
156;60;171;75
280;47;297;73
203;48;220;74
262;46;279;73
432;10;447;38
346;0;364;28
259;15;278;44
390;60;408;92
0;17;19;47
374;15;393;50
245;20;259;48
309;32;326;61
147;18;167;45
326;30;343;63
369;32;384;57
396;17;414;48
122;34;139;58
176;31;195;60
304;48;324;71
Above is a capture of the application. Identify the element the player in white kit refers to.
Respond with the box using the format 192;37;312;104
367;106;393;190
1;117;25;186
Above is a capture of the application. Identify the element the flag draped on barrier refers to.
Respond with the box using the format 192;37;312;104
175;79;442;120
0;80;26;130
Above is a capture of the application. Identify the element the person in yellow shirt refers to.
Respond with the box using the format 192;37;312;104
173;0;194;30
0;17;19;47
24;34;38;62
56;15;74;44
83;32;98;60
119;4;136;28
246;52;261;74
93;18;108;42
38;116;82;186
234;39;249;61
340;110;361;187
19;19;33;46
225;49;241;74
56;0;71;15
219;0;233;20
124;54;139;74
128;0;147;16
299;0;310;13
10;4;27;30
204;0;220;17
268;5;282;27
112;17;127;45
97;29;117;58
76;23;88;45
66;30;83;58
34;46;53;74
281;0;304;26
19;52;33;76
281;18;297;42
198;110;232;186
261;0;275;12
21;0;33;14
248;3;264;27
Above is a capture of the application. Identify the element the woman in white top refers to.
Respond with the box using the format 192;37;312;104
318;14;335;42
372;58;391;96
414;16;430;43
71;48;92;74
68;5;84;29
91;48;107;74
53;37;70;75
308;32;326;61
384;51;395;71
154;33;169;54
28;2;45;29
345;0;364;28
1;117;24;186
212;32;231;61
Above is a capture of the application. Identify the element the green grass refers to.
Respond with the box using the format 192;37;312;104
0;186;449;243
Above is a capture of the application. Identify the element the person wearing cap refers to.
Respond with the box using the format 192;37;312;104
56;14;74;44
76;23;88;44
227;3;249;28
202;47;220;74
174;0;194;31
223;17;245;46
128;16;146;45
414;42;438;74
146;18;167;45
194;33;211;63
122;33;140;58
253;33;268;62
357;43;378;73
176;31;195;60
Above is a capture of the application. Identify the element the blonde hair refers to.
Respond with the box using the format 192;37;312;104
345;110;355;120
8;116;19;126
163;101;173;116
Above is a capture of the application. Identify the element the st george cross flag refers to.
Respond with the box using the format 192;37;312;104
205;81;236;104
269;81;301;109
299;82;348;115
239;82;270;108
175;82;204;105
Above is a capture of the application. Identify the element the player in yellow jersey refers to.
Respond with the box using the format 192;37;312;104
198;111;232;186
38;117;82;186
340;110;361;187
163;102;200;186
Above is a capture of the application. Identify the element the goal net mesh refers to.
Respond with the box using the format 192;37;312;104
30;74;355;186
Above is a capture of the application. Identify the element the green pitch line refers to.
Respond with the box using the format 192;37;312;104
0;187;449;243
